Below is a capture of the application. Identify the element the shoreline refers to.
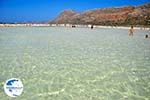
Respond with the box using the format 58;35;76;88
0;24;149;30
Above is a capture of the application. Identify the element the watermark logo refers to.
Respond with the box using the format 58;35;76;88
4;78;23;97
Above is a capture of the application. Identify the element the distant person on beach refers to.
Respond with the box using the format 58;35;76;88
91;25;94;29
72;25;76;28
129;25;134;36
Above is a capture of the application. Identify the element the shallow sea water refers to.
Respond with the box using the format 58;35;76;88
0;27;150;100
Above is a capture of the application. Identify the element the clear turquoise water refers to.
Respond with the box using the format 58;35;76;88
0;27;150;100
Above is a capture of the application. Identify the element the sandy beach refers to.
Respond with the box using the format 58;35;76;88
0;24;150;30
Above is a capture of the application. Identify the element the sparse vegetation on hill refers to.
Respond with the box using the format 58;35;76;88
50;3;150;26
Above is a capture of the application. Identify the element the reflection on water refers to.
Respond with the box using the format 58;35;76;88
0;27;150;100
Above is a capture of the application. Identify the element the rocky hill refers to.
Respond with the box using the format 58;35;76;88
50;3;150;26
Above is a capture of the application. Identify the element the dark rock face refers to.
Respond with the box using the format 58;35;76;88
51;3;150;26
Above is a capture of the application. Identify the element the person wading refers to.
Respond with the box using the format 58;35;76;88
129;25;134;36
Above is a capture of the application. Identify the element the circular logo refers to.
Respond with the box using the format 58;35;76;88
4;78;23;97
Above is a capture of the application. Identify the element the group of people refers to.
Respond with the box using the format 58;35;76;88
129;25;149;39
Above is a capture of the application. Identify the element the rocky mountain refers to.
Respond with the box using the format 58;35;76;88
50;3;150;26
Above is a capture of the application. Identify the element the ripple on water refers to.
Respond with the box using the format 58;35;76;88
0;27;150;100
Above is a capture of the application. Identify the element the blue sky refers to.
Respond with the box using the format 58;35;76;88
0;0;149;23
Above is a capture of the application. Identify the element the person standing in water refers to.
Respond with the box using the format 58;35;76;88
129;25;134;36
145;34;150;39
